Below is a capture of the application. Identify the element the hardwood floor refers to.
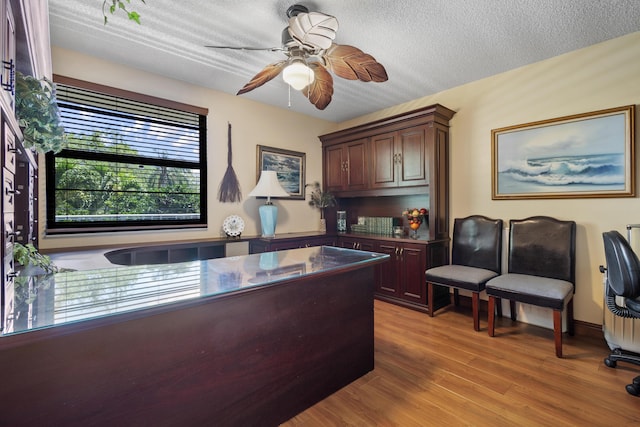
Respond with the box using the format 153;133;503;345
282;300;640;426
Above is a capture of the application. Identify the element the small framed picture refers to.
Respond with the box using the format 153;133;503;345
256;145;306;199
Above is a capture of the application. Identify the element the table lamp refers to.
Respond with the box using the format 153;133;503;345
248;170;290;237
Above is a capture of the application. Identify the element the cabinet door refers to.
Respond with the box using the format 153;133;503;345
324;144;345;192
345;139;368;191
375;242;399;296
399;243;427;304
303;236;336;247
0;0;15;110
398;126;429;187
370;132;397;188
338;236;374;252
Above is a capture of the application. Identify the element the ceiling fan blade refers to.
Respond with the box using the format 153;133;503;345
236;61;287;95
323;44;388;83
301;63;334;110
205;45;284;52
288;11;338;51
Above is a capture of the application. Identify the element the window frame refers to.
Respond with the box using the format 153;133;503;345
46;75;208;234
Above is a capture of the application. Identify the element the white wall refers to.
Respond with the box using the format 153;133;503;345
341;31;640;326
43;46;337;250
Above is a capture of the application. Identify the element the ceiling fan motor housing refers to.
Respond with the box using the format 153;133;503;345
286;4;309;18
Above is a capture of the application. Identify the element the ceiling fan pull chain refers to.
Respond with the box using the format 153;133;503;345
288;84;292;108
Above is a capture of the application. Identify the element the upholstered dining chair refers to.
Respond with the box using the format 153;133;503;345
425;215;503;331
486;216;576;358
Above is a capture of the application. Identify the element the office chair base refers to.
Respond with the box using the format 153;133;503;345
604;347;640;368
626;380;639;396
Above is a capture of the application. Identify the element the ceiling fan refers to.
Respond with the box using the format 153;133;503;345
205;4;388;110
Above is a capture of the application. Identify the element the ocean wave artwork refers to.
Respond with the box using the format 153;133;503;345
498;153;625;193
494;108;631;197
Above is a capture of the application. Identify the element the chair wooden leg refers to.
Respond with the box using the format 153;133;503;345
553;309;563;358
567;299;575;336
472;291;480;331
427;282;434;317
453;288;460;306
488;296;496;337
510;300;517;321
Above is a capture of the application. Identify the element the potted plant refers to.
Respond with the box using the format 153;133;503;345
306;181;336;232
15;71;68;153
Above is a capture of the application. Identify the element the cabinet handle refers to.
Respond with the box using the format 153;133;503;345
5;188;20;196
1;59;15;94
397;153;402;164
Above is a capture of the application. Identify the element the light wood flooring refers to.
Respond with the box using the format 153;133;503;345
282;300;640;426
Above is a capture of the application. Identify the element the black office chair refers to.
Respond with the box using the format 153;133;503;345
600;230;640;396
425;215;503;331
486;216;576;358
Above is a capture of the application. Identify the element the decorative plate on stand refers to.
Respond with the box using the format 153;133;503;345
223;215;245;238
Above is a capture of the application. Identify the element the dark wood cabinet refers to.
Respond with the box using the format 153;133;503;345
374;239;449;314
337;235;375;252
370;125;430;189
320;104;455;242
324;138;368;193
321;105;455;313
249;233;337;254
1;2;53;331
15;149;38;246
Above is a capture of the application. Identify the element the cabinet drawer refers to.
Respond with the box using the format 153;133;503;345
4;212;16;249
3;170;15;212
3;123;16;174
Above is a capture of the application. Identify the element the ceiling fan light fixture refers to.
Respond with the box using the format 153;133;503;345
282;60;315;90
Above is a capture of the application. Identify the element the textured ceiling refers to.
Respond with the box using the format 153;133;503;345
48;0;640;123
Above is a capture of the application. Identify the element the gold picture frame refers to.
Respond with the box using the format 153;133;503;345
256;145;306;200
492;105;635;200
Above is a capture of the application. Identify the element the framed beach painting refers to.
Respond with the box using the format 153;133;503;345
256;145;306;199
492;105;635;200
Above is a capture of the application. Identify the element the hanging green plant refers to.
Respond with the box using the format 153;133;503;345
15;72;68;154
13;242;59;275
103;0;146;24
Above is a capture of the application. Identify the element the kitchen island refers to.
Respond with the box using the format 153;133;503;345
0;246;388;426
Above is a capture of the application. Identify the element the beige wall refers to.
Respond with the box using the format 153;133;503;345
342;31;640;326
43;46;338;250
46;31;640;326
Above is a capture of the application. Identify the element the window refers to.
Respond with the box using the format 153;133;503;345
46;76;208;233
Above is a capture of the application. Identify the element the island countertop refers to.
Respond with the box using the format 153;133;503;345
2;245;389;337
0;245;388;426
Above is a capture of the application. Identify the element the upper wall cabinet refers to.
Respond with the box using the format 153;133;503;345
320;104;455;198
370;125;431;189
324;138;368;193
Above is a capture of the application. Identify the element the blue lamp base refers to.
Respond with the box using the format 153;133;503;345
258;204;278;237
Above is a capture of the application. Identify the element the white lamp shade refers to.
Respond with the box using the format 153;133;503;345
248;171;289;237
282;61;315;90
248;170;290;201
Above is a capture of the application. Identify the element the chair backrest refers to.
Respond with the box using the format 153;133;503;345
508;216;576;285
602;230;640;299
452;215;503;273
